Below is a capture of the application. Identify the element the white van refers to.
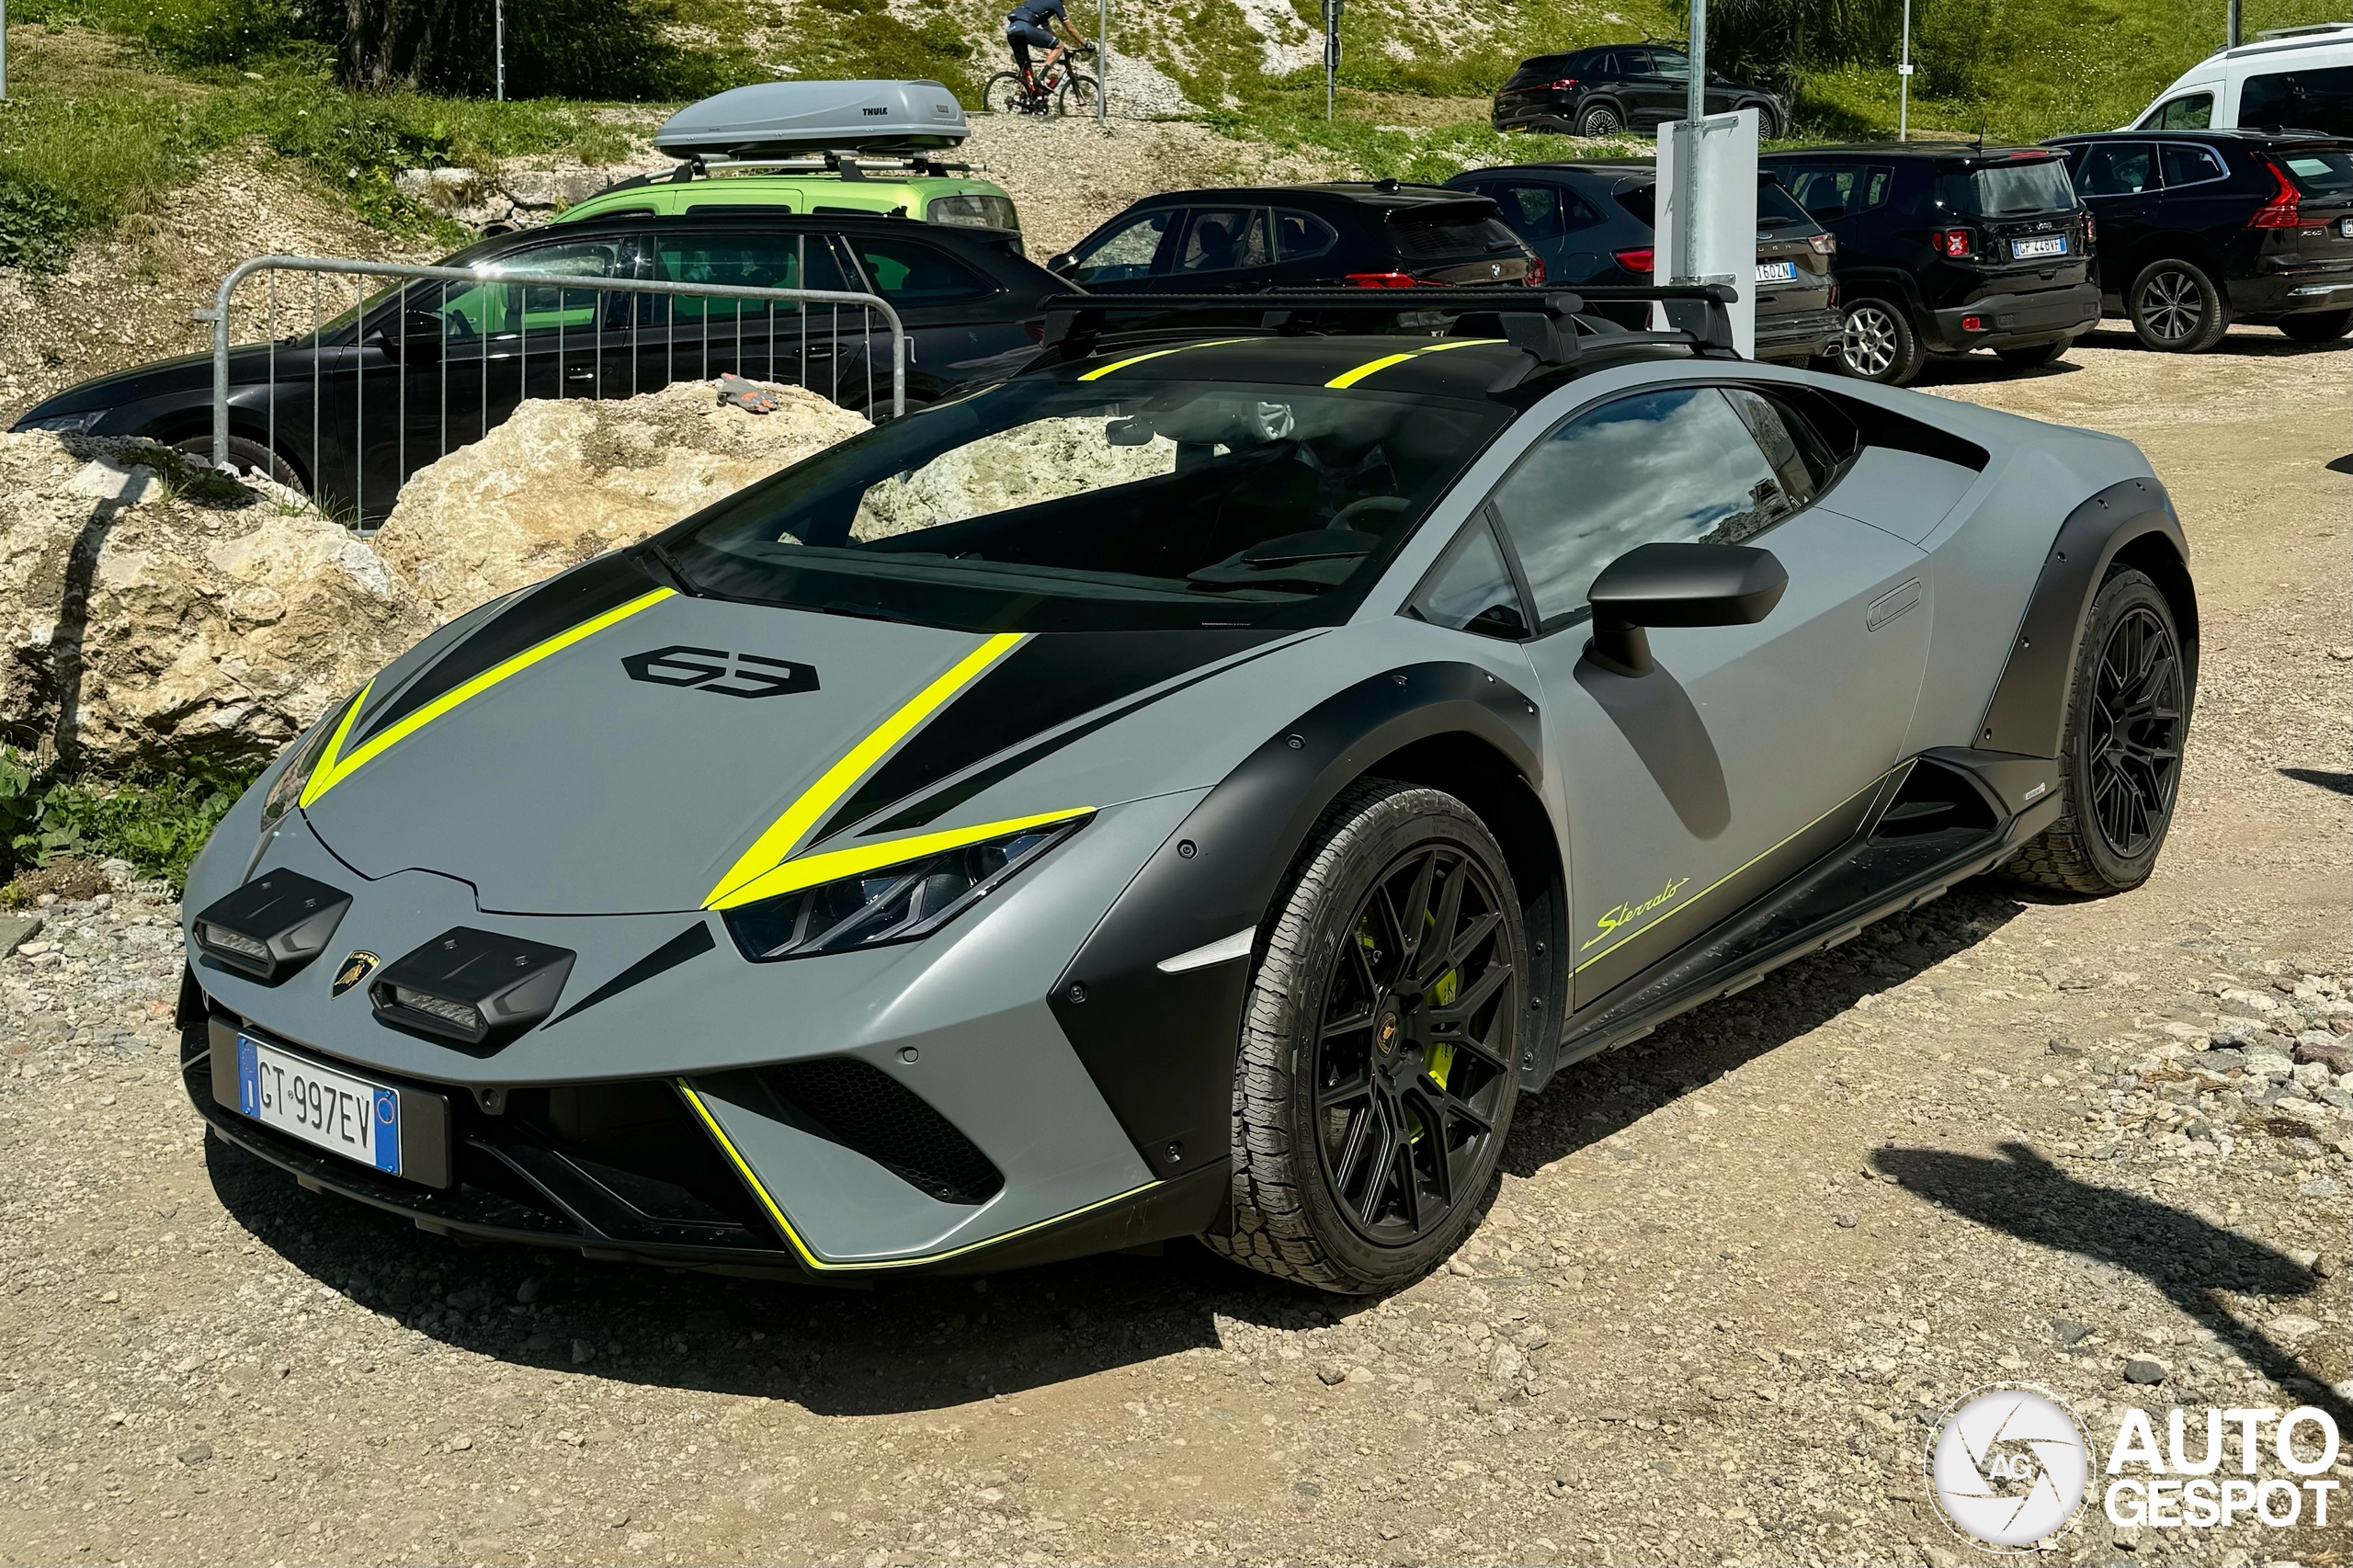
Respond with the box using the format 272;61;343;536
2129;23;2353;135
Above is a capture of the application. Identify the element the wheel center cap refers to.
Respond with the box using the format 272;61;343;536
1375;1010;1401;1056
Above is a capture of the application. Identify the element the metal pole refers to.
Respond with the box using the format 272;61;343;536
494;0;506;101
2226;0;2241;48
1681;0;1706;286
1324;0;1340;122
1899;0;1912;141
2;0;9;102
1097;0;1108;120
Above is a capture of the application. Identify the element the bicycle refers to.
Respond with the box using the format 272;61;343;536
984;43;1097;118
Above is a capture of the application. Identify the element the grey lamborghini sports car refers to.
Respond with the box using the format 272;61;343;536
178;289;2196;1294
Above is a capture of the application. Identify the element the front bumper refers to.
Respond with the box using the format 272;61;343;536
1754;304;1840;361
1929;282;2101;352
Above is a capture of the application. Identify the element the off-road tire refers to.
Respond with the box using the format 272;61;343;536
1995;336;2073;369
1204;779;1525;1295
2279;309;2353;343
2128;258;2230;352
2008;568;2188;896
1836;298;1927;386
983;72;1034;116
1577;103;1624;138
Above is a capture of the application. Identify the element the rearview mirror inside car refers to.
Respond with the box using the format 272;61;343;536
1584;542;1789;678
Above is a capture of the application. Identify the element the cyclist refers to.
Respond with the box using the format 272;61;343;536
1005;0;1089;93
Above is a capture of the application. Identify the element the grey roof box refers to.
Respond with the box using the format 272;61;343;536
653;80;971;158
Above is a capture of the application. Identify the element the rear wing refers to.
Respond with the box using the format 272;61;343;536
1032;287;1743;379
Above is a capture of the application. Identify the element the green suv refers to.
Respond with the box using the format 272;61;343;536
557;165;1019;234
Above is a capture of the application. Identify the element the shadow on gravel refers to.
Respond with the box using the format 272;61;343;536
1497;883;2029;1180
199;881;2034;1415
1869;1141;2350;1427
2280;767;2353;797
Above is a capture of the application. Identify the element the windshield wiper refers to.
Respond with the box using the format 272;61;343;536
632;540;698;596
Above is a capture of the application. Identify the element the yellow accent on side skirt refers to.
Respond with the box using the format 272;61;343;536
1324;336;1497;390
676;1080;1159;1272
706;807;1094;911
704;631;1026;907
1075;337;1255;381
300;587;676;807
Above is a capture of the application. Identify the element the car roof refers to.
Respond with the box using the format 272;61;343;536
1119;183;1494;213
1762;142;2062;162
2048;128;2353;149
444;210;1024;264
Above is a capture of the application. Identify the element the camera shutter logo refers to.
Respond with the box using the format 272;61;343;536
1926;1383;2090;1551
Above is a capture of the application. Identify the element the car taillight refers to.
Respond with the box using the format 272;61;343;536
1931;227;1975;259
1345;271;1421;288
1809;233;1836;256
1613;246;1654;276
2083;212;2096;245
1524;256;1546;287
1961;314;1985;333
1545;77;1578;90
2251;159;2302;229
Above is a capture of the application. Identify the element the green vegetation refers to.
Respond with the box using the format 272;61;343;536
0;749;252;892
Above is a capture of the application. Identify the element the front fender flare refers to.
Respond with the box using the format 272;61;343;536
1048;662;1543;1184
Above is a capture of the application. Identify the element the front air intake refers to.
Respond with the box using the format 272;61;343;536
732;1058;1005;1206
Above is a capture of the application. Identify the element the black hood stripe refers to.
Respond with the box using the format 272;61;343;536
355;552;664;748
544;921;717;1028
850;635;1306;839
809;630;1285;844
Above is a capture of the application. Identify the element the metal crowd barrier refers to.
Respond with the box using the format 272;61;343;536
198;255;906;526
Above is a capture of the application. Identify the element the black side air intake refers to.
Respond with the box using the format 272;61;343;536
710;1059;1005;1206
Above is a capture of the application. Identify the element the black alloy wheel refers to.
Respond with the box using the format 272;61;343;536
1311;838;1516;1246
2128;258;2229;352
2010;568;2189;895
1208;780;1525;1294
2084;602;2185;861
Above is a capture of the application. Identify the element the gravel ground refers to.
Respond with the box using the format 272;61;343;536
1;331;2347;1568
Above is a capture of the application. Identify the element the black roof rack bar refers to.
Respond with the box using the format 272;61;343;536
1037;284;1739;366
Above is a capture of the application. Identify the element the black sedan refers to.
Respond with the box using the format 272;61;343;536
1446;162;1839;362
1491;44;1789;140
2044;130;2353;349
14;212;1062;524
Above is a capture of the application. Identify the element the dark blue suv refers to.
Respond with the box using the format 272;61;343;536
1491;45;1788;140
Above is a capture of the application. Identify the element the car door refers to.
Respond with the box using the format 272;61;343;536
1477;381;1930;1009
1165;207;1278;291
641;228;858;404
1620;49;1677;128
1060;207;1181;293
2067;141;2160;298
836;231;1024;403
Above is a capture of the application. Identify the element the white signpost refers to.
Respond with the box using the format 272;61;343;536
1653;108;1760;358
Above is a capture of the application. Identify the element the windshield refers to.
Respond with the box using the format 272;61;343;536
661;371;1511;632
1957;159;2077;216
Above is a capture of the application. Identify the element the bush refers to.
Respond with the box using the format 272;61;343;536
0;748;255;893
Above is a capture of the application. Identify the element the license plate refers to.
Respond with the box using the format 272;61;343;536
2012;234;2068;259
234;1034;402;1176
1755;259;1798;282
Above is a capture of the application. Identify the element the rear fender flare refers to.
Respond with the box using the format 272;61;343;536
1974;475;2197;760
1049;663;1544;1183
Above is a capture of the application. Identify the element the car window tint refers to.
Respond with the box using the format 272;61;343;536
1588;50;1620;74
652;233;847;322
1722;388;1822;509
1487;184;1566;239
1756;179;1813;228
2241;67;2353;138
1487;385;1796;629
1648;50;1689;81
850;237;997;304
1178;209;1273;274
1783;165;1892;220
1408;517;1529;640
2075;142;2156;197
2158;142;2227;187
440;239;632;338
1067;210;1172;284
2149;92;2213;130
1274;209;1339;260
2280;148;2353;196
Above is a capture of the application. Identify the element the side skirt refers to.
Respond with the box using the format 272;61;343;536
1550;749;2061;1074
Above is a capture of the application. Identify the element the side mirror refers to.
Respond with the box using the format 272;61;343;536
1584;542;1788;677
370;309;445;364
1047;251;1076;275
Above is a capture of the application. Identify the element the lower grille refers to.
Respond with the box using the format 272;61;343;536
749;1058;1005;1206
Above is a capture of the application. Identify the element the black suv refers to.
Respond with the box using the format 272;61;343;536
1491;45;1789;140
1046;184;1539;293
2043;131;2353;350
1444;161;1839;362
13;212;1061;523
1761;143;2098;384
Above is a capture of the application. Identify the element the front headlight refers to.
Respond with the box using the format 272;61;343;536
19;411;104;436
722;815;1086;961
256;690;358;837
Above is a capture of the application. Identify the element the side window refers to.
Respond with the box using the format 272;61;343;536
1066;210;1172;284
1649;50;1691;83
2075;142;2156;197
652;233;848;321
1273;209;1338;260
438;239;632;338
2158;142;2227;187
847;237;998;304
1486;386;1798;630
1785;165;1890;220
1487;183;1565;240
2147;91;2214;130
1177;209;1273;274
2240;67;2353;137
1722;388;1827;513
1406;516;1530;640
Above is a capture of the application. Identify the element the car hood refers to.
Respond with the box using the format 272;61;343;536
296;554;1300;915
14;343;305;423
